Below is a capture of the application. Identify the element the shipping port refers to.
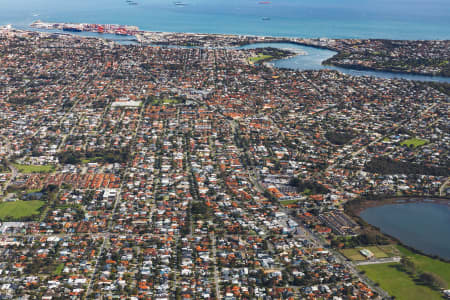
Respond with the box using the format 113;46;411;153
30;21;140;36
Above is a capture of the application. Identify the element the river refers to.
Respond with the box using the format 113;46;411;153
360;202;450;260
22;30;450;82
239;43;450;83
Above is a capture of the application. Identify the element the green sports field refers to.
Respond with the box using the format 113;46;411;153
248;54;273;63
0;200;45;220
397;246;450;283
12;163;55;173
279;199;298;206
359;262;443;300
340;245;397;261
400;138;428;148
358;245;450;300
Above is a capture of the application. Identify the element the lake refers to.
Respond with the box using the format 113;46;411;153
360;202;450;260
0;0;449;40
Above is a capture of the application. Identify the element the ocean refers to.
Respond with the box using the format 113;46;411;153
0;0;449;40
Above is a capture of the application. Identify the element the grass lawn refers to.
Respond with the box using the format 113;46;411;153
13;163;55;173
369;246;390;258
25;188;42;194
248;54;273;63
53;263;65;275
358;245;450;300
151;98;181;105
359;263;443;300
280;199;298;206
0;200;45;220
341;248;366;261
400;138;428;148
81;157;101;164
302;188;312;195
340;245;397;261
397;245;450;284
162;98;180;104
379;244;401;257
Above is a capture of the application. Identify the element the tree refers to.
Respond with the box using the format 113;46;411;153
288;178;329;194
325;130;354;145
419;272;448;289
364;156;449;176
400;257;416;274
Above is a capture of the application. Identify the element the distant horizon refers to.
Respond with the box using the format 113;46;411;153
1;0;449;40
